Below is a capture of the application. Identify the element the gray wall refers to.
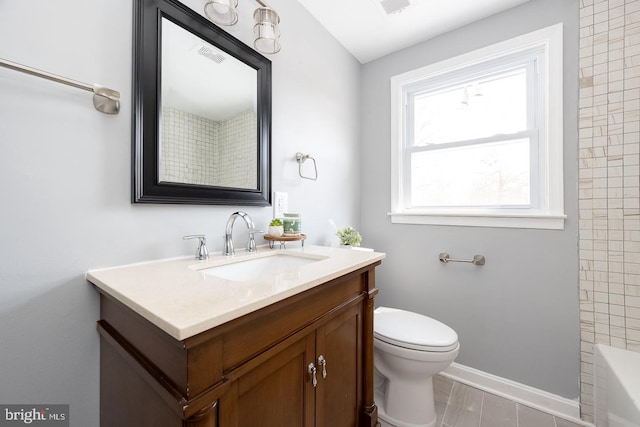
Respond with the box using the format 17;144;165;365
0;0;360;425
360;0;580;399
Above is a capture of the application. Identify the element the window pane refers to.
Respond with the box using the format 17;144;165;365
410;139;530;207
412;68;528;146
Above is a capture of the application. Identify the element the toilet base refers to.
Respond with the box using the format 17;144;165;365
375;387;436;427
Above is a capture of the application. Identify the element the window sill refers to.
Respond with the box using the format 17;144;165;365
388;211;566;230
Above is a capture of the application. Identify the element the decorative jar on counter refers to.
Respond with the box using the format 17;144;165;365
283;213;301;236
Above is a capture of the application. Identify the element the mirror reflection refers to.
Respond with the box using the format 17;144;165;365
160;18;258;190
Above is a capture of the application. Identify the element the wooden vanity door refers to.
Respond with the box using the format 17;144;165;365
315;303;363;427
222;333;316;427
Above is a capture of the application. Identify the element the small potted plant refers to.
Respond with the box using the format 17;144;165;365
268;219;284;237
336;226;362;247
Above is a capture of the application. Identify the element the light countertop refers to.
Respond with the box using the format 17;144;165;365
87;245;385;341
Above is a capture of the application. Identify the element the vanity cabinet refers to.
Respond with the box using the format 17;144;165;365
95;262;380;427
222;303;362;427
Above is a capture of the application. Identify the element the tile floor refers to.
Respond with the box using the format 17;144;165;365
379;375;585;427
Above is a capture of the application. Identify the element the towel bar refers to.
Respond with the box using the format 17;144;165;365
0;57;120;114
439;252;486;266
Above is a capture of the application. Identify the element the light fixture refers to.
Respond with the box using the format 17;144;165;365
253;6;280;54
203;0;281;55
204;0;238;26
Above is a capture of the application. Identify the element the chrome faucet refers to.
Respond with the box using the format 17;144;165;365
223;211;262;256
183;235;209;260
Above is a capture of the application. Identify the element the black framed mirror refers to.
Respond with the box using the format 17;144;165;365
133;0;271;205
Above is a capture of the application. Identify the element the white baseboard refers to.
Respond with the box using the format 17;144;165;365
441;362;594;427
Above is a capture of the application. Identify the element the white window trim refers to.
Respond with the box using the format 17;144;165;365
389;24;565;230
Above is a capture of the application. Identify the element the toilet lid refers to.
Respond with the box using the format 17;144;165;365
374;307;459;352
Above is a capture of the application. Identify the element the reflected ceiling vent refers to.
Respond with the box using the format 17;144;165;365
196;45;225;63
374;0;411;15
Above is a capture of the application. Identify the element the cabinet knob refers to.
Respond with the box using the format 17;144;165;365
308;363;318;388
318;355;327;379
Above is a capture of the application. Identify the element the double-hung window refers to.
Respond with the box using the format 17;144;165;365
390;24;565;229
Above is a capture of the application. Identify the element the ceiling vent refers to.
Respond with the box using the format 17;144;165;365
376;0;411;15
196;45;225;64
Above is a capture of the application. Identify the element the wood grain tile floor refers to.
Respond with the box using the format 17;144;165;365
434;376;583;427
378;374;585;427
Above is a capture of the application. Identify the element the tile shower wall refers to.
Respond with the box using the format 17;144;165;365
216;109;257;189
578;0;640;421
161;107;257;188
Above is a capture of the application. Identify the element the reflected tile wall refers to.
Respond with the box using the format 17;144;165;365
161;107;256;189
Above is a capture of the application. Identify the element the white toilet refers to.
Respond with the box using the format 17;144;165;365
374;307;459;427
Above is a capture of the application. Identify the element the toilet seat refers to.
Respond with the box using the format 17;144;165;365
374;307;458;352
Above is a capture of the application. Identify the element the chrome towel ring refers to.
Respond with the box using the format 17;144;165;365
296;152;318;180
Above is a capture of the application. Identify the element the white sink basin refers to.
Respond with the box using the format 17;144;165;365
199;253;324;282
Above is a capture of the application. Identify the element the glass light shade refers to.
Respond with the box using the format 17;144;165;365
253;8;281;54
204;0;238;26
